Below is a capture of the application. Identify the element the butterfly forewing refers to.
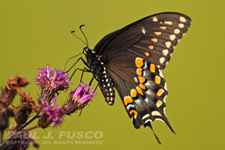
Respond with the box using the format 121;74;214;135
95;12;191;70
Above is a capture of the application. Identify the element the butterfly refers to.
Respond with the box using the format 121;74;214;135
76;12;191;143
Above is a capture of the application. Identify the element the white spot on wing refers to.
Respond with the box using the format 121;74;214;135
144;80;150;87
174;29;180;34
143;61;148;69
165;41;171;48
126;104;135;111
159;57;165;64
142;28;146;35
155;118;165;122
153;16;158;22
162;49;169;56
144;119;152;124
180;16;187;22
144;97;149;103
142;70;146;77
145;89;151;95
179;23;184;28
134;99;141;104
164;21;172;25
169;34;176;41
152;111;162;116
158;70;164;78
142;114;150;120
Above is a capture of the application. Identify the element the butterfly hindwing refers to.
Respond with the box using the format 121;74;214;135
106;55;174;131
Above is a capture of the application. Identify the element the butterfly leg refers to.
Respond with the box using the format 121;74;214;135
64;57;88;73
69;67;90;81
88;76;99;93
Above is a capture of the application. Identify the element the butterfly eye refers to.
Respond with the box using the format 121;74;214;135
83;47;89;54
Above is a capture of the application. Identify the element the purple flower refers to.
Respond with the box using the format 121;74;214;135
62;83;97;115
42;96;64;127
69;83;96;105
35;65;72;91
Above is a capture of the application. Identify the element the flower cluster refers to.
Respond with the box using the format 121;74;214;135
0;65;97;149
62;83;97;115
70;83;96;106
35;65;73;104
35;65;72;91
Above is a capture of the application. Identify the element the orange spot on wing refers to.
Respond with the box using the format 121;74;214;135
129;110;138;118
151;38;158;43
136;68;142;76
145;52;150;56
124;96;133;106
135;57;144;68
130;89;137;98
136;86;144;95
155;76;161;84
150;64;156;73
148;45;154;50
139;84;146;90
156;100;163;107
157;89;164;97
160;26;167;30
138;76;146;83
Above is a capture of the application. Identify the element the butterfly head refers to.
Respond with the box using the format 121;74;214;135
83;47;90;54
83;47;98;68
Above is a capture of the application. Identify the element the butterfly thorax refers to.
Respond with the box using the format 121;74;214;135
83;47;104;78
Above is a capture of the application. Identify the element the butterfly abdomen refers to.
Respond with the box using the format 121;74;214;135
98;71;115;105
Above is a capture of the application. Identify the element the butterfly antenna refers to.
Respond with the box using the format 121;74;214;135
79;25;89;47
71;30;87;47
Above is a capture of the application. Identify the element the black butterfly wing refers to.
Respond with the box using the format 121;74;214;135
94;12;191;70
93;12;191;139
106;55;172;143
106;55;172;128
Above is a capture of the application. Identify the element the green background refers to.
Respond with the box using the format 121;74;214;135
0;0;224;150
